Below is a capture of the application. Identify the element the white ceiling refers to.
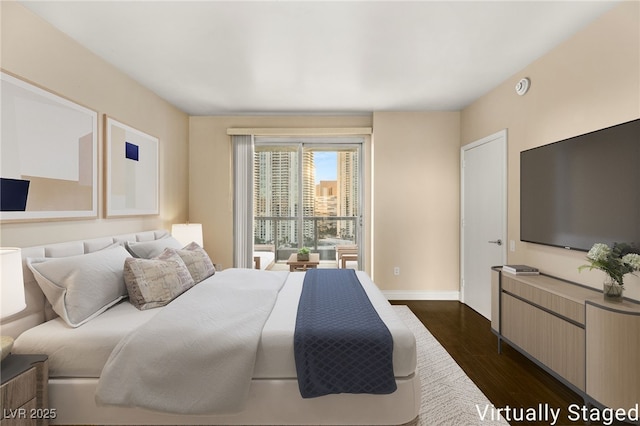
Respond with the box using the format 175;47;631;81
20;1;618;115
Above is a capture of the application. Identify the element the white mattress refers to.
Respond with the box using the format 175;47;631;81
14;270;416;380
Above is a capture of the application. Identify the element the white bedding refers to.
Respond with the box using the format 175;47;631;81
14;270;416;381
96;268;288;414
8;230;421;425
13;301;160;377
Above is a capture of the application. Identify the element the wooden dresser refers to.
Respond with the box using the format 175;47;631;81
0;355;49;426
491;268;640;411
585;300;640;411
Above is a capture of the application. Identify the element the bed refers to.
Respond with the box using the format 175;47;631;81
3;230;420;425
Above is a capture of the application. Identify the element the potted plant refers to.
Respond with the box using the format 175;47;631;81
579;242;640;301
297;247;310;261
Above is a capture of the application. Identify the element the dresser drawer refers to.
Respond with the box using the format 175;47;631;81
502;293;585;390
502;275;585;325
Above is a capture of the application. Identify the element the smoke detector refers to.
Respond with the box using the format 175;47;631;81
515;78;530;96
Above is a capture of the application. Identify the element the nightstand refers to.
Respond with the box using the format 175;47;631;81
1;354;49;426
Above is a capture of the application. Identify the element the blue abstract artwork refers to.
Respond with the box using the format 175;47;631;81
0;177;30;211
125;142;139;161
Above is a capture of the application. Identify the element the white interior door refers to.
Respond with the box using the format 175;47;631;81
461;130;507;319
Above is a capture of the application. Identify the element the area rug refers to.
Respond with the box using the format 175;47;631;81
393;305;509;426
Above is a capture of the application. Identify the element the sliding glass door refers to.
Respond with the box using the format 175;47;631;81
254;137;363;268
254;143;300;260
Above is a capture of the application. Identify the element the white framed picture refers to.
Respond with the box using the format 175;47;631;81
0;71;98;222
105;116;159;217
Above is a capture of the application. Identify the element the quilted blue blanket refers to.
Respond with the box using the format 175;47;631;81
294;269;397;398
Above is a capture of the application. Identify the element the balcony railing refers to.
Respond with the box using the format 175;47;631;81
254;216;358;262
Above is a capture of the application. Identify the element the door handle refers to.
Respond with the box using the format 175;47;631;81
488;239;502;246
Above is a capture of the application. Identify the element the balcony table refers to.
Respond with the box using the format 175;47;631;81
286;253;320;272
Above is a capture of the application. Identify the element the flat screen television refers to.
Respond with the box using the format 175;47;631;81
520;118;640;252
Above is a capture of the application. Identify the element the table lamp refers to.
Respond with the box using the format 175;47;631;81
1;248;26;361
171;223;203;247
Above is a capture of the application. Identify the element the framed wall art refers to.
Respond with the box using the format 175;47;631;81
105;116;159;217
0;71;98;222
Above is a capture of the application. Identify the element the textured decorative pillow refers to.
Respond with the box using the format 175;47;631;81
125;236;183;259
27;246;131;328
124;251;195;310
166;242;216;283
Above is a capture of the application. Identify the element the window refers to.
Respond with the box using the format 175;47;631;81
254;137;362;268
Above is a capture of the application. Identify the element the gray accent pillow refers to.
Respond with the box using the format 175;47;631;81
125;236;183;259
124;250;195;311
166;242;216;283
27;246;131;328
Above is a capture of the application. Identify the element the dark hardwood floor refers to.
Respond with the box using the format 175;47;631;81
392;300;629;426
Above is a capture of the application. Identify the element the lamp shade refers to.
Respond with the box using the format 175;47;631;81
171;223;203;247
1;248;26;319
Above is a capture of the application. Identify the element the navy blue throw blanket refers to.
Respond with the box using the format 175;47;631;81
294;269;397;398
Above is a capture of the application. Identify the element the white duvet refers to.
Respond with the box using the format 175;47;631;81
14;269;417;417
95;269;288;415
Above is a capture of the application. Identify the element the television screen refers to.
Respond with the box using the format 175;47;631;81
520;118;640;252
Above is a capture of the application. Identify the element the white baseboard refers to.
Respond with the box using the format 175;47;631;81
383;290;460;301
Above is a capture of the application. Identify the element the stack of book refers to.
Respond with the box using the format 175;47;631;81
502;264;539;275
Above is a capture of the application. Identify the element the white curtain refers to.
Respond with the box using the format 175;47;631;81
232;135;254;268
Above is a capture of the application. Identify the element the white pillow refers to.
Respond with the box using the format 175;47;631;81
27;246;131;328
125;236;183;259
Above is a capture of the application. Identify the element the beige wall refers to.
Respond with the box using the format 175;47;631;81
372;112;461;296
0;2;189;247
461;2;640;300
188;115;372;271
3;0;637;300
190;113;461;296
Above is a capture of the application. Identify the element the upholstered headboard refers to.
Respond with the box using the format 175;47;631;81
0;230;169;339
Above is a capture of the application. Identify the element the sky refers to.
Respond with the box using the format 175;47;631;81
314;152;337;184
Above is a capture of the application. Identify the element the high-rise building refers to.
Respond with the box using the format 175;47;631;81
337;151;358;240
315;180;338;216
253;149;315;246
254;147;358;250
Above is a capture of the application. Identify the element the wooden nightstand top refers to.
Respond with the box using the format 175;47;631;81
1;354;48;386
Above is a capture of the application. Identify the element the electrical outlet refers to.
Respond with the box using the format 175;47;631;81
393;267;400;276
